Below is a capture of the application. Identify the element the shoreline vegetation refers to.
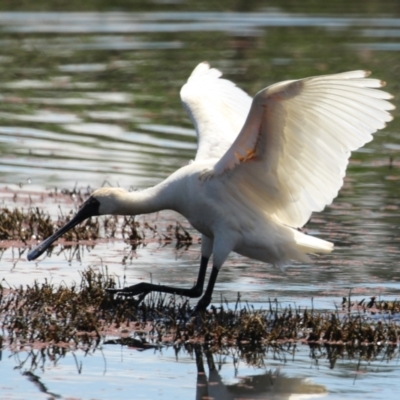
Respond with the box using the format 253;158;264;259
1;266;399;369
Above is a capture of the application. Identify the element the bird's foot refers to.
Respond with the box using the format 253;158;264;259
191;294;212;315
106;282;150;301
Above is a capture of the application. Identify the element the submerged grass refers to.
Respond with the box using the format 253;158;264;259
0;268;399;367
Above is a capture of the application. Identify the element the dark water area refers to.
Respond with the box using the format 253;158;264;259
1;2;400;399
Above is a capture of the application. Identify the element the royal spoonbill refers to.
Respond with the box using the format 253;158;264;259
27;62;394;311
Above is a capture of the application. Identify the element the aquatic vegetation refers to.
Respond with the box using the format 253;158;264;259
0;268;399;364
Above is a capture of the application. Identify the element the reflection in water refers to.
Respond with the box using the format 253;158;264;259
0;344;347;400
1;12;400;34
5;341;398;400
22;371;61;399
195;347;327;400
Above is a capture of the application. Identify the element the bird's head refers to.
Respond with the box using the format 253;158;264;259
27;187;128;261
90;187;129;215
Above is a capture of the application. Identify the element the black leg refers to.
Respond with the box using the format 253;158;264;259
193;266;219;313
107;256;209;300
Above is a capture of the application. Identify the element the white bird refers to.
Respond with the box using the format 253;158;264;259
27;62;394;311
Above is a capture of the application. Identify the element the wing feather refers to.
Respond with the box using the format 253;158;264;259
180;62;252;161
213;71;394;228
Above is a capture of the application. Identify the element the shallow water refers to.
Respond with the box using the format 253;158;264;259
1;3;400;399
1;342;400;400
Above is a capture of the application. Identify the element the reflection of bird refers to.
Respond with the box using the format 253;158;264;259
194;346;327;400
28;62;394;311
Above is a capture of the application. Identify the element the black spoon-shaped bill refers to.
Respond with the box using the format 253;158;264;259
27;197;100;261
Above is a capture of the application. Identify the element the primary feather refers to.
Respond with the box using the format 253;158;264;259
180;62;252;161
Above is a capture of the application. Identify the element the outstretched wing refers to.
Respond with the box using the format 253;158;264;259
180;62;252;161
213;70;394;228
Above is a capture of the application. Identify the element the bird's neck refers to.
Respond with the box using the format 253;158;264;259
112;182;175;216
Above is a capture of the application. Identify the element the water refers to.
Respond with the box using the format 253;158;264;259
1;342;399;399
1;4;400;399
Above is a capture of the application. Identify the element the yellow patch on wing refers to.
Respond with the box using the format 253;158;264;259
234;149;256;163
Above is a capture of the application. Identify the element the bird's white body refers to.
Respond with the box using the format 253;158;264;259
98;159;330;271
170;161;331;268
28;62;394;309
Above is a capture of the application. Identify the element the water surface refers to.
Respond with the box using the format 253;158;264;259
1;5;400;400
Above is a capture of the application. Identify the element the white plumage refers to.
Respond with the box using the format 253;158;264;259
28;62;394;311
182;64;394;229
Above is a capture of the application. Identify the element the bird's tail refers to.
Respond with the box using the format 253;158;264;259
293;229;334;255
273;228;334;271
